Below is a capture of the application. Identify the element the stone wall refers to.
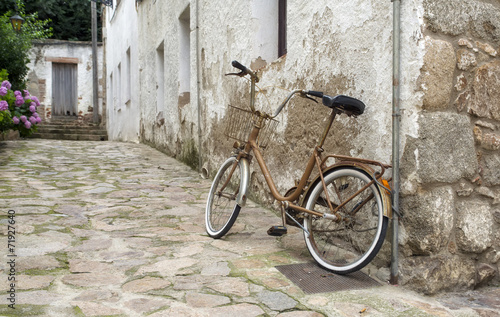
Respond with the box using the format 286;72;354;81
399;0;500;294
27;40;104;123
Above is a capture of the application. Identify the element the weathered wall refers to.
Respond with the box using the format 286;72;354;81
135;0;198;165
104;1;140;141
104;0;500;294
27;40;104;122
399;0;500;294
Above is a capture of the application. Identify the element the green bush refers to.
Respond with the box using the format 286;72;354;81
0;0;52;90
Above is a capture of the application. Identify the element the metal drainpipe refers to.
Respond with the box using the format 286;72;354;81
390;0;401;285
196;0;203;174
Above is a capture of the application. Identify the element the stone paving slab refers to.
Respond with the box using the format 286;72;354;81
0;140;498;316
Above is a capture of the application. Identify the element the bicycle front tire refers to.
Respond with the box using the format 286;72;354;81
205;157;242;239
304;167;388;274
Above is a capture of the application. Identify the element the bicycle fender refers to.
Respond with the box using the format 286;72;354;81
237;157;250;207
303;163;392;219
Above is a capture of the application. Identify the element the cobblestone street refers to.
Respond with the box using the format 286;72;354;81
0;139;499;316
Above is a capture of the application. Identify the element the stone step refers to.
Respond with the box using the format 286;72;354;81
50;115;79;121
41;123;102;129
30;133;108;141
37;126;107;134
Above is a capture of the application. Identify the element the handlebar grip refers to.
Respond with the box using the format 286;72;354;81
307;90;324;98
232;60;248;73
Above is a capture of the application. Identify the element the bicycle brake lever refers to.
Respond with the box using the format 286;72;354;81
304;95;318;103
225;71;246;77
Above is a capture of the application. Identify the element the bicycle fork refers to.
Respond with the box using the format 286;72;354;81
219;156;251;207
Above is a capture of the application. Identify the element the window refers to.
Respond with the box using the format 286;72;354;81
125;47;131;105
251;1;279;63
156;42;165;113
116;63;121;110
109;72;114;110
179;6;191;98
278;0;287;57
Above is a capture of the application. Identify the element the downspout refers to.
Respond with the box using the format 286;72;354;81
196;0;203;174
390;0;401;285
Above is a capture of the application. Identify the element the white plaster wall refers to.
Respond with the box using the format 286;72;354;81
27;40;104;119
107;0;425;192
105;0;140;142
197;0;425;192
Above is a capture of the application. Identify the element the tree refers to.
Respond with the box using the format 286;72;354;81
0;1;52;90
0;0;101;42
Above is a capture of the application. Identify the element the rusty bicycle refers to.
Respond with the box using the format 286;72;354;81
205;61;393;274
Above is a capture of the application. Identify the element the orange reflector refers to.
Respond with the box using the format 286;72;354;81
382;179;391;191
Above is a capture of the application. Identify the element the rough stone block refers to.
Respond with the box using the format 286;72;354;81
469;60;500;121
417;112;478;183
401;187;455;255
420;38;455;110
400;254;475;295
456;49;477;71
456;200;493;253
423;0;500;43
476;263;497;286
482;154;500;186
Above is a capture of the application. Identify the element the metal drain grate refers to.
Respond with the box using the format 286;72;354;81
275;262;381;294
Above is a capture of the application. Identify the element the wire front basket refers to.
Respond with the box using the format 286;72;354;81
224;105;279;148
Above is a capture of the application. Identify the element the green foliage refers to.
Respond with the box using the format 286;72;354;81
0;0;52;90
0;0;101;42
0;69;8;82
0;108;13;132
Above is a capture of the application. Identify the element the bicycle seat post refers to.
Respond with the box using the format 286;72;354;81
318;110;337;148
249;75;258;113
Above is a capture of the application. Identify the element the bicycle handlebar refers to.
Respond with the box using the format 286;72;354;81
231;60;259;82
271;90;326;118
228;61;326;118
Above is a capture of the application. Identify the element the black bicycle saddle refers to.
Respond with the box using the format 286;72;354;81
322;95;365;116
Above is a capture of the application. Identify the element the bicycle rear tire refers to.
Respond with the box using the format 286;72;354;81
205;157;242;239
304;167;388;274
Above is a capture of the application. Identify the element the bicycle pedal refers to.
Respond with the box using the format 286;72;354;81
267;226;288;236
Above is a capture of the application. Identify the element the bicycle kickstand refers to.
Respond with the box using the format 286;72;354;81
267;203;288;236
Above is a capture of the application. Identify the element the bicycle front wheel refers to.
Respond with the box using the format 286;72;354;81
304;167;388;274
205;157;242;239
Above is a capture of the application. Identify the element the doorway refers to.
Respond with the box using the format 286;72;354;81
52;63;78;117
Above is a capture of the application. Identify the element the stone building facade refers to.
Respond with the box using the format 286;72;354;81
103;0;500;294
27;40;104;122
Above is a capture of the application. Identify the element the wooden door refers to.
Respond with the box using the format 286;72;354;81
52;63;78;116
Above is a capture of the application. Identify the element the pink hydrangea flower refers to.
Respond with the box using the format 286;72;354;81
12;116;19;124
29;105;36;112
33;112;39;118
1;81;11;89
0;100;8;111
15;96;24;106
0;86;7;96
24;121;31;129
35;117;42;123
20;115;27;123
14;90;21;97
31;96;40;107
23;90;30;98
29;116;37;124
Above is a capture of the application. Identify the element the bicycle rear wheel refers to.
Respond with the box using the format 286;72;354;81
205;157;242;239
304;167;388;274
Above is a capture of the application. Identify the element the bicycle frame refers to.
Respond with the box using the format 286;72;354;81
222;66;392;223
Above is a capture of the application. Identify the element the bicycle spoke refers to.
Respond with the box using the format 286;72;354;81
304;168;388;274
